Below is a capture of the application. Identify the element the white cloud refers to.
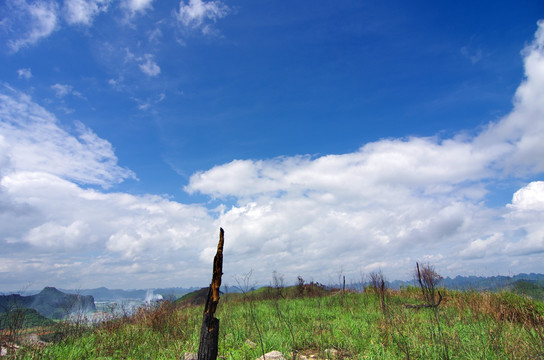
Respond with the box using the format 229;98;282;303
509;181;544;212
63;0;111;26
7;0;59;52
0;86;134;187
176;0;229;34
502;181;544;257
138;54;161;76
460;233;503;259
121;0;153;17
0;170;216;289
473;23;544;176
186;137;492;200
17;68;32;79
49;84;85;103
50;83;73;97
123;49;161;77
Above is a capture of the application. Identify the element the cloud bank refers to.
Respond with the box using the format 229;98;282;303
186;21;544;281
0;85;215;290
1;21;544;290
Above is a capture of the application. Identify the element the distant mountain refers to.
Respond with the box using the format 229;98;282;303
62;287;148;301
60;286;199;301
388;273;544;291
0;287;96;320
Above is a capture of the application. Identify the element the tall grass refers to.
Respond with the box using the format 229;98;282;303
14;287;544;359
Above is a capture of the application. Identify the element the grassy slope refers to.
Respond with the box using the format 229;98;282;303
511;280;544;301
15;286;544;359
0;308;55;330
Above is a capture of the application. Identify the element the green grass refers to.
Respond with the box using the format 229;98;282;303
13;288;544;359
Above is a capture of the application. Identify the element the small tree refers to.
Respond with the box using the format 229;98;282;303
272;271;284;299
414;262;443;307
413;262;449;360
369;271;388;314
296;276;305;297
0;294;28;346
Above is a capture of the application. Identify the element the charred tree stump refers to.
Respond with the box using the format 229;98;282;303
197;228;225;360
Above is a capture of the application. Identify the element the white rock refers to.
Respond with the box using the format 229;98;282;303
256;350;286;360
245;339;257;349
325;349;338;358
184;353;197;360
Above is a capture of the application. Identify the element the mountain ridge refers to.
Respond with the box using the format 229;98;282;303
0;287;96;320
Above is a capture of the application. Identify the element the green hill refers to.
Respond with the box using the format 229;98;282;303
510;280;544;301
0;287;96;320
0;308;55;330
174;287;210;306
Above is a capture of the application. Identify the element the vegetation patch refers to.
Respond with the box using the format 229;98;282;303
9;282;544;359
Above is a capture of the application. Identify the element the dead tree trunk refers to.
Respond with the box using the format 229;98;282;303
197;228;225;360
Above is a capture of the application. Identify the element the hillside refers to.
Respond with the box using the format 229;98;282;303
510;280;544;301
0;308;55;330
0;287;96;320
174;287;210;306
16;286;544;359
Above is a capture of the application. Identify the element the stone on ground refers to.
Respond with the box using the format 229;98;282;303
255;350;286;360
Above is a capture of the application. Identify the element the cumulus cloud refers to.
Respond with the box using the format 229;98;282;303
473;22;544;176
509;181;544;212
17;68;32;79
63;0;111;26
0;171;216;289
6;0;59;52
502;181;544;257
176;0;229;34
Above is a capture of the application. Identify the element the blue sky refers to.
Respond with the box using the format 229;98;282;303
1;0;544;291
